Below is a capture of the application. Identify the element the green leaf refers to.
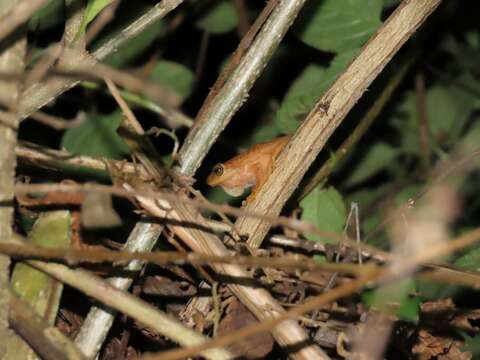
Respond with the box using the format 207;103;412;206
300;186;346;244
296;0;382;52
78;0;114;36
362;279;420;322
196;0;238;34
150;61;194;102
276;50;357;133
61;111;130;159
462;333;480;356
455;247;480;271
460;117;480;154
28;0;64;31
345;143;397;186
427;86;459;142
392;82;478;154
250;124;283;144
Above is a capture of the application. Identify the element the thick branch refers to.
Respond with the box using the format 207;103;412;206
236;0;443;250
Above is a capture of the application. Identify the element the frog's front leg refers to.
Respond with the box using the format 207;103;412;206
244;157;273;205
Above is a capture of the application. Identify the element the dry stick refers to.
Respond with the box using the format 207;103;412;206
0;0;49;41
19;0;185;118
0;0;27;352
238;0;443;251
27;111;85;130
299;56;415;200
23;260;233;360
0;240;367;275
16;141;151;179
233;0;250;37
143;226;480;360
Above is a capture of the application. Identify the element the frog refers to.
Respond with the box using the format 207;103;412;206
206;135;291;203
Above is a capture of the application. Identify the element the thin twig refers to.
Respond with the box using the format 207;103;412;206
415;72;432;174
27;111;85;130
0;239;368;274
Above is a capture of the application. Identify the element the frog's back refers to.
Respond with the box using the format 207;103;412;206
249;135;291;157
223;135;291;168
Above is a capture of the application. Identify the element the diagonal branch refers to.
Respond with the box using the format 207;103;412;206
236;0;443;250
176;0;307;177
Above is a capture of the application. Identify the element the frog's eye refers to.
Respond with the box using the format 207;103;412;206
212;164;224;177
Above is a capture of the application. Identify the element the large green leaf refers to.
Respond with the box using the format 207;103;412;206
150;61;194;102
345;142;397;186
300;186;346;244
296;0;382;52
196;0;238;34
61;111;130;159
391;81;478;155
276;49;357;133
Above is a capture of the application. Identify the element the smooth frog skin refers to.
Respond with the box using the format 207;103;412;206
206;135;291;203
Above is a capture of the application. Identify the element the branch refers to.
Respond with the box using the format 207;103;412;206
236;0;443;250
176;0;307;177
73;221;165;359
0;0;27;353
299;55;415;199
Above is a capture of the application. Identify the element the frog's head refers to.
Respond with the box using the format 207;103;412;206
207;163;246;197
206;164;230;187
